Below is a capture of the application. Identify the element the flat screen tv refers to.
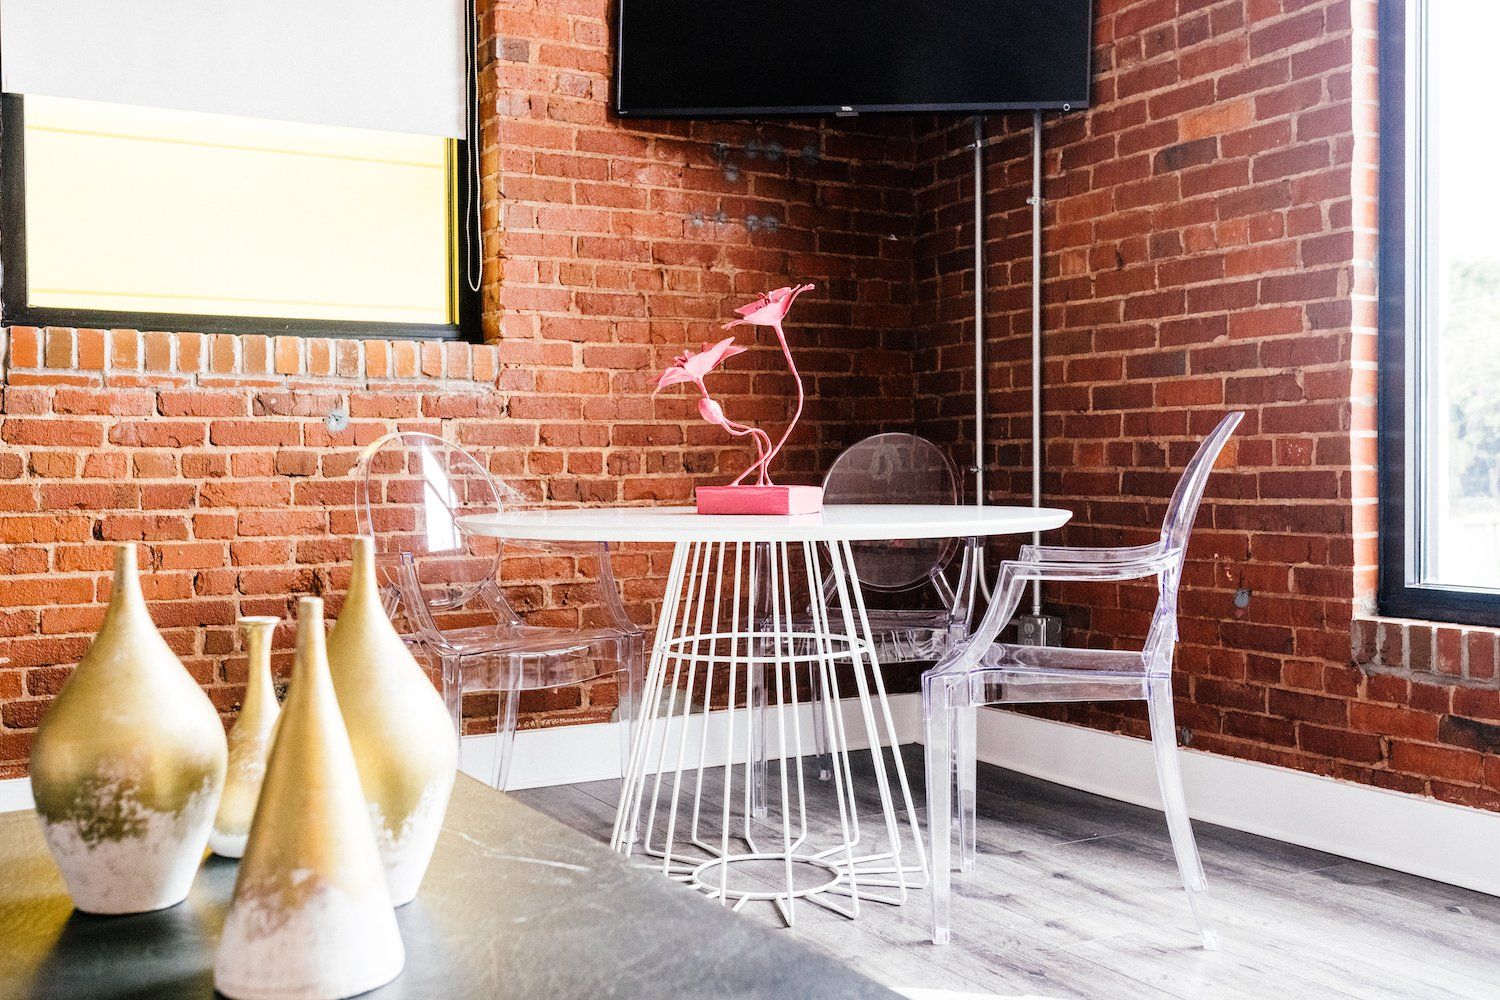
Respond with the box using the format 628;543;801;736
615;0;1094;118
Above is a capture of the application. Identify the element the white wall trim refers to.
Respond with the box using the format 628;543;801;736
0;777;32;813
964;709;1500;898
0;697;924;813
5;696;1496;902
463;693;924;791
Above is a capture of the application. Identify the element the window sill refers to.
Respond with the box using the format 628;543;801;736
1353;615;1500;687
3;325;500;387
2;306;470;344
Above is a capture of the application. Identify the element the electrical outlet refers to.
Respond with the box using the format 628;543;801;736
1014;614;1061;647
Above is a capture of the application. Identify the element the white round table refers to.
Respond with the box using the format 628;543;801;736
460;503;1071;925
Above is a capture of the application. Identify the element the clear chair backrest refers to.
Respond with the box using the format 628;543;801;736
1146;412;1243;655
823;433;959;591
1159;413;1243;557
355;432;507;613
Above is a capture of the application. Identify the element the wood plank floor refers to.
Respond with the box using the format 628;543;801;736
513;745;1500;1000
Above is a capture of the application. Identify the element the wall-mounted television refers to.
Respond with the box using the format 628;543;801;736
615;0;1094;118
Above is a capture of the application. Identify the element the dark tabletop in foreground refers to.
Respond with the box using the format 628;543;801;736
0;776;899;999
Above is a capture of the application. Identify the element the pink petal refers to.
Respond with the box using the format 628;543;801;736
729;284;814;327
684;336;747;377
654;367;699;393
733;293;772;317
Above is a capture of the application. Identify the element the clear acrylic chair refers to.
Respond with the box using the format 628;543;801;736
923;412;1243;949
751;433;974;806
354;432;645;792
820;432;973;659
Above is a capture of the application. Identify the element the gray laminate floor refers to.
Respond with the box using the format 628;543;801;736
513;745;1500;1000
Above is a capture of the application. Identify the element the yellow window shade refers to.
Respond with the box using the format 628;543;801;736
21;96;453;325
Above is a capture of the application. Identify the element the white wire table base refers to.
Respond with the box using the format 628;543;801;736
610;538;928;927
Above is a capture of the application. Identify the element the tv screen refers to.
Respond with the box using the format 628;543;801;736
615;0;1094;118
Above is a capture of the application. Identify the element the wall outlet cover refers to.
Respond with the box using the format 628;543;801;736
1014;614;1062;647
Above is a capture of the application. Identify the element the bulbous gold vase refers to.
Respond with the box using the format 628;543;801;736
29;544;228;914
215;597;404;1000
326;536;457;906
210;616;282;859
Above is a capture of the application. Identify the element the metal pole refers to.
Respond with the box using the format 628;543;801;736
1029;110;1043;616
971;115;985;510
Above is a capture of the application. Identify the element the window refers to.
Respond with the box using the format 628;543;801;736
1379;0;1500;624
2;95;477;340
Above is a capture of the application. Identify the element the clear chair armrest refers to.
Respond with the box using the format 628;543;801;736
930;554;1170;678
593;542;644;636
1020;542;1166;564
394;556;450;649
1011;554;1171;582
483;535;596;555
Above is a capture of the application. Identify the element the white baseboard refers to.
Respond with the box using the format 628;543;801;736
4;696;1496;902
0;777;31;813
0;696;922;812
463;692;924;791
965;709;1500;898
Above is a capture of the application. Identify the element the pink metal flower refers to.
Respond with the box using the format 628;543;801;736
721;284;814;485
721;283;815;331
654;337;748;395
653;283;815;488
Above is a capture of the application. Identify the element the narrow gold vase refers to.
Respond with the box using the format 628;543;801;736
215;597;404;1000
327;536;457;906
29;544;228;914
210;617;282;859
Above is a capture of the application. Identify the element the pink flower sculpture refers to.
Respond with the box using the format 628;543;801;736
654;283;815;487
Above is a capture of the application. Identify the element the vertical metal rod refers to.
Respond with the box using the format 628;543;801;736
1029;110;1044;617
971;115;986;510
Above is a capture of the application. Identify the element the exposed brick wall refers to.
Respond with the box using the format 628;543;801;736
913;0;1500;811
0;0;924;777
479;0;921;494
6;0;1493;813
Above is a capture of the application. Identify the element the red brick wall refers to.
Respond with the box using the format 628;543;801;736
913;0;1500;811
7;0;1494;811
0;0;922;777
478;0;921;494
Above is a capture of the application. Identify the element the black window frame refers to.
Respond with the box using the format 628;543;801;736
0;94;480;343
1378;0;1500;626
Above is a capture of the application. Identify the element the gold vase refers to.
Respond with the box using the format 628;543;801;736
210;617;282;859
214;597;404;1000
29;543;228;914
326;536;457;906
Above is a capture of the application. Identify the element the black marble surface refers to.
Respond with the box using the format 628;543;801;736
0;776;899;999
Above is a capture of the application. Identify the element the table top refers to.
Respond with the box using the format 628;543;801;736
0;778;898;1000
461;503;1071;543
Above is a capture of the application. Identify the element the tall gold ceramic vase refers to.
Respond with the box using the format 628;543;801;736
327;536;457;906
215;597;404;1000
29;544;228;914
210;616;282;858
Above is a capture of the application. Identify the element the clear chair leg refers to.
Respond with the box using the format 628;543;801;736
617;634;645;780
1146;681;1218;950
750;661;768;819
441;654;464;740
615;663;634;775
490;681;521;792
924;678;953;945
614;662;638;845
955;704;977;873
809;662;833;781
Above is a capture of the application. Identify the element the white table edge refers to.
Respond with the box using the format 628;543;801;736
458;503;1072;544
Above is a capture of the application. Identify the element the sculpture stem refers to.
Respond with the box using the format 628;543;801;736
700;384;771;486
758;319;803;486
726;421;773;486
